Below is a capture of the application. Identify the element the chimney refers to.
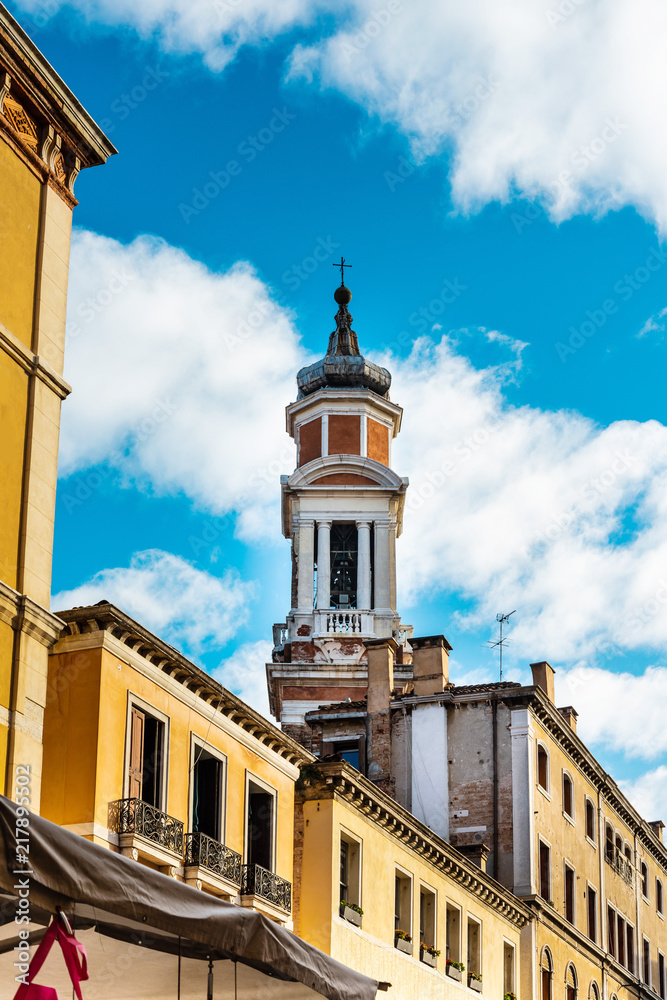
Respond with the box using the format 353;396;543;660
649;821;665;843
364;637;398;794
410;634;452;696
558;706;578;733
531;661;556;703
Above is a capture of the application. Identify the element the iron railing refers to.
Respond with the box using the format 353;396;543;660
185;832;242;885
109;798;184;855
241;863;291;911
606;848;634;887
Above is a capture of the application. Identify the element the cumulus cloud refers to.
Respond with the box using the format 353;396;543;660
389;334;667;663
62;230;307;540
620;766;667;823
52;549;255;653
212;639;274;720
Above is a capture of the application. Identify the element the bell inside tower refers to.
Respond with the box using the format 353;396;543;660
329;524;358;609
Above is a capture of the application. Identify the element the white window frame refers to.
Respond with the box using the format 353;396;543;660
562;770;575;824
641;861;650;903
586;882;598;944
467;913;483;978
394;865;413;938
584;796;597;848
123;692;170;809
503;938;516;996
643;935;652;987
339;827;363;910
536;742;551;797
244;770;278;872
538;835;553;903
658;949;666;1000
564;859;576;924
188;734;227;840
446;898;463;964
418;880;437;951
657;877;664;919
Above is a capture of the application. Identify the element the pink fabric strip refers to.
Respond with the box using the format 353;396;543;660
13;917;89;1000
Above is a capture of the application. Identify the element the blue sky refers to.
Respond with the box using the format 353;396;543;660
11;0;667;816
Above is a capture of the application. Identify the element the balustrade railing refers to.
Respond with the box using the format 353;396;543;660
109;798;184;855
241;863;291;911
326;612;361;633
606;849;634;887
185;832;242;885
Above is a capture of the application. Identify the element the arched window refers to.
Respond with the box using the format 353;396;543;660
563;773;574;818
585;799;596;842
641;862;649;900
589;981;600;1000
538;744;549;792
566;963;578;1000
541;948;553;1000
624;843;633;862
605;823;614;863
657;877;664;916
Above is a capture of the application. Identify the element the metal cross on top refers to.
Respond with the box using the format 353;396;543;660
333;256;352;284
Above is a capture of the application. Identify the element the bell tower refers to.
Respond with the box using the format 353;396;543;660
267;272;412;742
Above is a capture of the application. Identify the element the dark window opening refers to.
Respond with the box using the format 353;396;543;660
627;925;635;974
565;865;575;923
247;780;274;872
128;706;165;809
608;905;617;958
538;746;549;790
617;914;626;968
659;953;665;999
340;838;349;901
586;800;596;841
643;938;651;985
657;879;664;916
605;824;614;863
539;841;551;900
563;774;573;817
642;862;649;899
330;523;358;610
192;747;222;840
587;887;597;943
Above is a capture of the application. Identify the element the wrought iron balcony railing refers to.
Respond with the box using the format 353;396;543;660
605;848;634;887
185;832;242;885
109;798;184;856
241;863;291;912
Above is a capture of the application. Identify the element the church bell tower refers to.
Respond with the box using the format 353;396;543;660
267;268;412;741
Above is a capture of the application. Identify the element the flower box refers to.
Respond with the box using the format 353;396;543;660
446;965;463;982
420;949;437;968
468;976;483;993
395;935;413;955
339;904;362;927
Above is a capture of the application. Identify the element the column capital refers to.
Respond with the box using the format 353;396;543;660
355;519;372;530
297;517;315;528
316;519;332;529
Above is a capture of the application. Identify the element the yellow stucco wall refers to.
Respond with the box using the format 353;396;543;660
299;794;523;1000
0;352;28;591
0;139;41;347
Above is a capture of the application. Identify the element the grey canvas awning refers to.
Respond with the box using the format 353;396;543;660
0;796;384;1000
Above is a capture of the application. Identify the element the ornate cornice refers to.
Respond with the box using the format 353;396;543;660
298;760;532;930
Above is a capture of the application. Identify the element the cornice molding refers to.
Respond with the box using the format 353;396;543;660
0;319;71;398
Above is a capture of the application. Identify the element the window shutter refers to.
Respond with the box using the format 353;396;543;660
128;707;145;799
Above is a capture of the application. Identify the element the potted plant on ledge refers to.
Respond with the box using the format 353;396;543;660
468;971;483;993
394;929;413;955
339;900;363;927
420;943;440;968
446;959;465;981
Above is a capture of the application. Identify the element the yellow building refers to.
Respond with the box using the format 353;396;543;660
296;758;531;1000
0;3;114;808
42;602;312;927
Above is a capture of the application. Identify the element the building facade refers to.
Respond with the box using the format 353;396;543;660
0;3;115;808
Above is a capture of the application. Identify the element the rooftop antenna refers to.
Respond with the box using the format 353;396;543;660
487;611;516;681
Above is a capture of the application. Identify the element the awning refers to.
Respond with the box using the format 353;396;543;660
0;796;383;1000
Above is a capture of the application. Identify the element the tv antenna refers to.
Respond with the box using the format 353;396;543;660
487;611;516;681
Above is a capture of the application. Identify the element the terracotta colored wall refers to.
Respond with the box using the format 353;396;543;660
298;417;321;466
367;418;389;465
328;415;360;456
312;473;376;485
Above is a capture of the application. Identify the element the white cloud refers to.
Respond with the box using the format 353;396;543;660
388;334;667;663
619;766;667;823
638;306;667;339
52;549;255;653
62;230;308;540
212;639;274;720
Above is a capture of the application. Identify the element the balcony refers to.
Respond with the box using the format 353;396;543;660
241;863;291;922
606;849;634;887
109;798;184;869
184;832;242;898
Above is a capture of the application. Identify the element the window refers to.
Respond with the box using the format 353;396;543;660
329;523;358;609
339;831;361;908
541;948;553;1000
642;862;649;900
246;775;276;872
419;885;436;950
537;745;549;792
394;869;412;938
605;824;614;863
321;735;366;774
617;914;626;968
624;844;632;863
587;886;597;943
658;878;664;916
539;840;551;901
627;924;635;974
127;702;167;809
607;905;616;958
589;983;600;1000
643;937;651;986
659;952;666;1000
563;773;574;819
504;941;516;996
565;864;575;923
190;742;225;841
566;963;578;1000
467;916;482;977
585;799;596;842
446;902;461;963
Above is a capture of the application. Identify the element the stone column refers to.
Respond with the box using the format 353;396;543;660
373;520;391;612
356;521;371;609
510;707;536;896
316;520;331;610
297;519;315;611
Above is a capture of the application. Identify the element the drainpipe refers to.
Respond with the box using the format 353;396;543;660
492;698;499;881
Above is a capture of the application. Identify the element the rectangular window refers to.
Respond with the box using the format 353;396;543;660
537;746;549;791
467;916;482;977
643;937;651;986
128;704;166;809
539;841;551;901
565;864;575;924
339;831;361;908
330;523;358;609
587;886;597;943
617;914;626;968
322;736;366;774
563;774;573;818
607;905;616;958
191;743;224;841
419;885;436;950
627;924;635;974
586;799;596;842
659;952;666;1000
394;870;412;937
658;878;664;916
504;941;516;996
446;902;461;963
246;776;276;872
